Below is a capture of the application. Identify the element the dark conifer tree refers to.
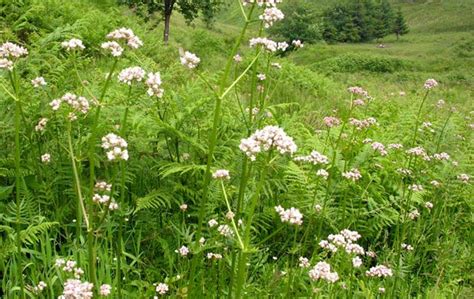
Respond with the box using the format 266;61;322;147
393;8;410;40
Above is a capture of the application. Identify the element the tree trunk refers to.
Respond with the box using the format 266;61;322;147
163;13;171;43
163;0;175;44
396;32;399;41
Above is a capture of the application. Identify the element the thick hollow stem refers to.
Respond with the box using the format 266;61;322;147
234;153;271;298
11;70;25;299
189;4;256;294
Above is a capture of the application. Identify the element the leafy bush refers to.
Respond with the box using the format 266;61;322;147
268;1;321;44
316;53;412;73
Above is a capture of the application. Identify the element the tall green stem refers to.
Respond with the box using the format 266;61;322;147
435;111;453;152
10;70;25;299
189;3;256;294
88;59;119;194
114;85;132;299
67;122;90;232
234;153;271;299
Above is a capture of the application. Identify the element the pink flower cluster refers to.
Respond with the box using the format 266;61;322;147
243;0;282;7
212;169;231;180
294;150;329;165
50;93;90;117
342;168;362;182
180;50;200;69
106;27;143;49
366;265;393;278
349;117;377;130
61;38;85;51
274;205;303;225
239;126;297;161
249;37;278;52
60;279;93;299
323;116;341;128
118;66;145;85
308;261;339;283
259;7;284;28
0;42;28;70
101;133;129;161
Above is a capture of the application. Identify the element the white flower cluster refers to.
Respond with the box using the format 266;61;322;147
101;133;129;161
239;125;297;161
249;37;278;52
342;168;362;182
233;54;243;62
408;209;420;220
155;283;169;295
118;66;145;85
106;28;143;49
101;41;123;57
308;261;339;283
323;116;341;128
212;169;231;180
352;256;363;268
292;40;304;48
31;76;47;88
55;258;85;279
294;150;329;165
408;184;423;192
218;224;234;237
457;173;470;183
0;42;28;71
388;143;403;150
0;41;28;58
401;243;414;251
277;42;289;51
319;229;364;255
366;265;393;278
348;86;369;97
406;146;431;161
371;142;388;156
61;38;85;51
50;93;90;116
349;117;377;130
33;281;47;294
433;152;450;161
99;284;112;296
353;99;365;106
298;256;310;268
41;153;51;164
180;50;200;69
259;7;284;28
243;0;282;7
176;245;189;257
0;58;13;71
95;181;112;192
92;180;118;211
146;72;164;98
424;78;438;90
35;118;48;132
59;279;93;299
316;169;329;180
226;211;235;220
208;219;218;227
274;205;303;225
207;252;223;260
430;180;440;187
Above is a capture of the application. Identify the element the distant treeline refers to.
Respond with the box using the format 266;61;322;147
270;0;409;44
322;0;409;43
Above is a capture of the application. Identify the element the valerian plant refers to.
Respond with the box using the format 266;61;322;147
0;0;472;298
